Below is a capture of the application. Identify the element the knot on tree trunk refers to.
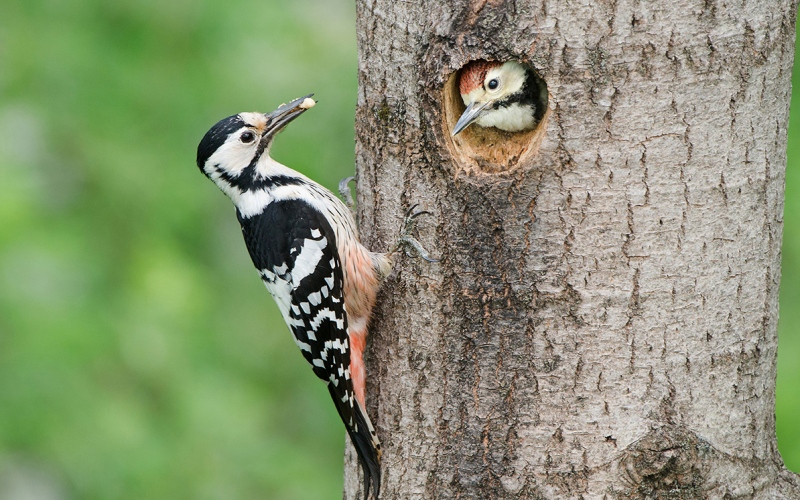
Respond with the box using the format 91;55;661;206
611;424;783;499
616;425;710;498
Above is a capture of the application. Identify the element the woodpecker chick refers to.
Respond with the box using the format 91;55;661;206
196;95;436;499
452;60;545;136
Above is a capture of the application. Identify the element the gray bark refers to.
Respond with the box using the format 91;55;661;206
345;0;800;498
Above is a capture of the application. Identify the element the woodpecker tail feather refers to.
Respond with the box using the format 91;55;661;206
327;385;381;498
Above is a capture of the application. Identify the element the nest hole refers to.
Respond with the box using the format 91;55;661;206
442;60;549;174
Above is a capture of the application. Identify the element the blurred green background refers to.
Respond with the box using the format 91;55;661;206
0;1;798;498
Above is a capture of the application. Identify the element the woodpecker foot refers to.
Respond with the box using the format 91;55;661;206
338;176;356;210
391;204;440;263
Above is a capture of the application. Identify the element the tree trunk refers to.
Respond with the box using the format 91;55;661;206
345;0;799;498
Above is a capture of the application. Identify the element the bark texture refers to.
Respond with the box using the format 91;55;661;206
345;0;799;498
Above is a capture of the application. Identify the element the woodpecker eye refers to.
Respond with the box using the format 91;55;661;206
487;78;499;90
240;131;256;144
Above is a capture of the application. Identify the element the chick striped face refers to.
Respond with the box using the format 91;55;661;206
458;60;502;96
459;60;527;108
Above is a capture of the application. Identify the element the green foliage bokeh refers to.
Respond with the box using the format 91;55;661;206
0;1;797;498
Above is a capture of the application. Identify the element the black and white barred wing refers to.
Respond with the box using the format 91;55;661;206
239;199;351;388
283;219;352;398
276;205;382;497
237;198;380;496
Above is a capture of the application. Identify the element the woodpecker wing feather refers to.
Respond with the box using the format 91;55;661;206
237;198;380;497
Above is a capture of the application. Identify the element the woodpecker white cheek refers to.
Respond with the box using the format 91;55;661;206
300;98;316;110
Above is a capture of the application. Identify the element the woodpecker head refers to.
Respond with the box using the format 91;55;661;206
196;95;315;195
452;60;544;136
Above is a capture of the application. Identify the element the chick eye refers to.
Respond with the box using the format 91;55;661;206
487;78;499;90
240;131;256;143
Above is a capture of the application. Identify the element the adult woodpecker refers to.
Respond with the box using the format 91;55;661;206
452;60;546;136
196;95;436;498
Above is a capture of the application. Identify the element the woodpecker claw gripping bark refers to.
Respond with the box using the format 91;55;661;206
338;175;356;210
196;95;437;499
390;204;440;263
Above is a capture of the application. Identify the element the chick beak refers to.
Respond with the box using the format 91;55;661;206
452;100;491;136
264;94;316;137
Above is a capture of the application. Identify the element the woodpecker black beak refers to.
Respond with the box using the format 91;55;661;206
264;94;316;136
452;101;491;136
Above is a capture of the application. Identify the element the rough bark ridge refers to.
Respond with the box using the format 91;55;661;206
345;0;799;498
